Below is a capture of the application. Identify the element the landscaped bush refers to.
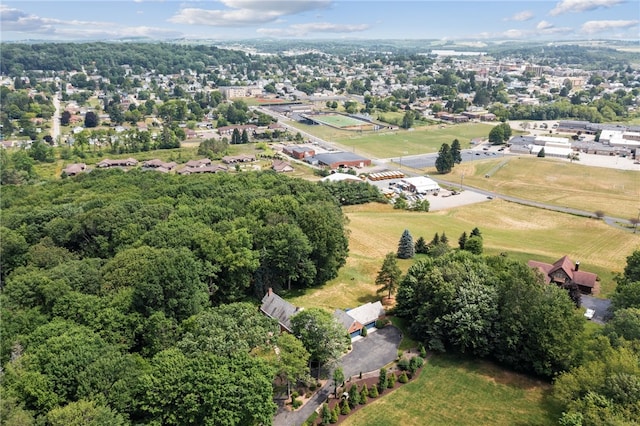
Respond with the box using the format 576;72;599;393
340;399;351;415
397;358;410;371
387;372;396;389
375;318;390;328
378;368;387;392
409;356;424;374
398;371;409;383
331;404;339;423
369;383;379;397
292;398;302;409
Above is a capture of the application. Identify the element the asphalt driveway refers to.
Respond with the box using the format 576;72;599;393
273;325;402;426
581;295;612;324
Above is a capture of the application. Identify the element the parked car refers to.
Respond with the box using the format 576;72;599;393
584;309;595;320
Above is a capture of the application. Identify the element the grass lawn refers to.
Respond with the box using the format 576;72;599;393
284;121;494;159
429;156;640;219
341;354;562;426
288;201;635;312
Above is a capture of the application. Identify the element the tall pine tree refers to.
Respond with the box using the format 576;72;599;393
397;229;415;259
435;143;454;174
451;139;462;164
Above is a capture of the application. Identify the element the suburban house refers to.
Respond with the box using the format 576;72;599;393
62;163;87;176
260;288;302;333
272;159;294;173
178;164;228;175
334;301;385;339
222;154;256;164
142;159;178;172
528;255;598;294
96;158;138;168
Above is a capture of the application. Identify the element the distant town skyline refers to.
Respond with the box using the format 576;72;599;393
1;0;638;43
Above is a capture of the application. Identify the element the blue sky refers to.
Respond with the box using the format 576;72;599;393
1;0;638;42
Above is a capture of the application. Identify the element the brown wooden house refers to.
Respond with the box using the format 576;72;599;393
528;256;598;294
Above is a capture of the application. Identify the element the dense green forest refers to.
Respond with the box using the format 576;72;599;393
0;170;349;424
0;43;251;75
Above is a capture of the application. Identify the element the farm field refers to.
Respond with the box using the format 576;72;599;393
341;354;561;426
428;156;640;220
288;200;637;312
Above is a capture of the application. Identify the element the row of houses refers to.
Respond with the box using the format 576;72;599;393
63;157;294;177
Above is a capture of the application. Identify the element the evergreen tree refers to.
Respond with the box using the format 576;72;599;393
321;403;331;425
360;388;368;404
470;227;482;238
451;138;462;164
348;384;359;408
415;236;429;254
387;372;396;388
398;371;409;383
430;233;440;246
537;147;546;157
231;128;241;144
378;368;387;393
440;232;449;245
241;129;249;144
376;252;402;299
340;399;350;415
369;383;379;398
331;404;339;423
435;143;454;174
397;229;415;259
458;231;468;250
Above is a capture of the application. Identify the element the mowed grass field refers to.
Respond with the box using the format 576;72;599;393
289;200;638;310
336;123;495;159
285;120;494;158
341;354;561;426
429;156;640;220
311;114;370;128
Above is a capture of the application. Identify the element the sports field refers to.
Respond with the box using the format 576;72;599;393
310;113;371;128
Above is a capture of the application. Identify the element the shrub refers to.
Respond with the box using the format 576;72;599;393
398;371;409;383
397;358;410;371
361;326;367;337
409;356;424;374
348;384;360;408
340;399;351;415
321;404;331;426
369;383;379;397
419;345;427;358
292;398;302;409
387;373;396;389
360;389;368;404
331;405;339;423
378;368;387;392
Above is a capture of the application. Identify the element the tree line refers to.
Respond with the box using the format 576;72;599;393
0;170;351;424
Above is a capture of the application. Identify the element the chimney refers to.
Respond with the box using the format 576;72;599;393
575;261;580;271
267;287;273;296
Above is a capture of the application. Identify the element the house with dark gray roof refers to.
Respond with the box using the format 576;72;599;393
260;288;302;333
309;152;371;169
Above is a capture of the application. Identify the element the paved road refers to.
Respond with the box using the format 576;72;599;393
51;92;61;143
428;176;634;230
273;326;401;426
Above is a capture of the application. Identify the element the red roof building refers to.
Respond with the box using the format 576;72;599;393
528;256;598;294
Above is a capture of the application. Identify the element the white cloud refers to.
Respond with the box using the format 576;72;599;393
504;10;534;22
537;20;554;30
0;5;180;40
549;0;624;16
257;21;369;37
581;19;639;34
169;0;332;27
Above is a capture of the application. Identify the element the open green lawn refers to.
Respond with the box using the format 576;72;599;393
337;123;495;159
430;156;640;219
284;120;494;158
341;354;562;426
288;201;637;312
